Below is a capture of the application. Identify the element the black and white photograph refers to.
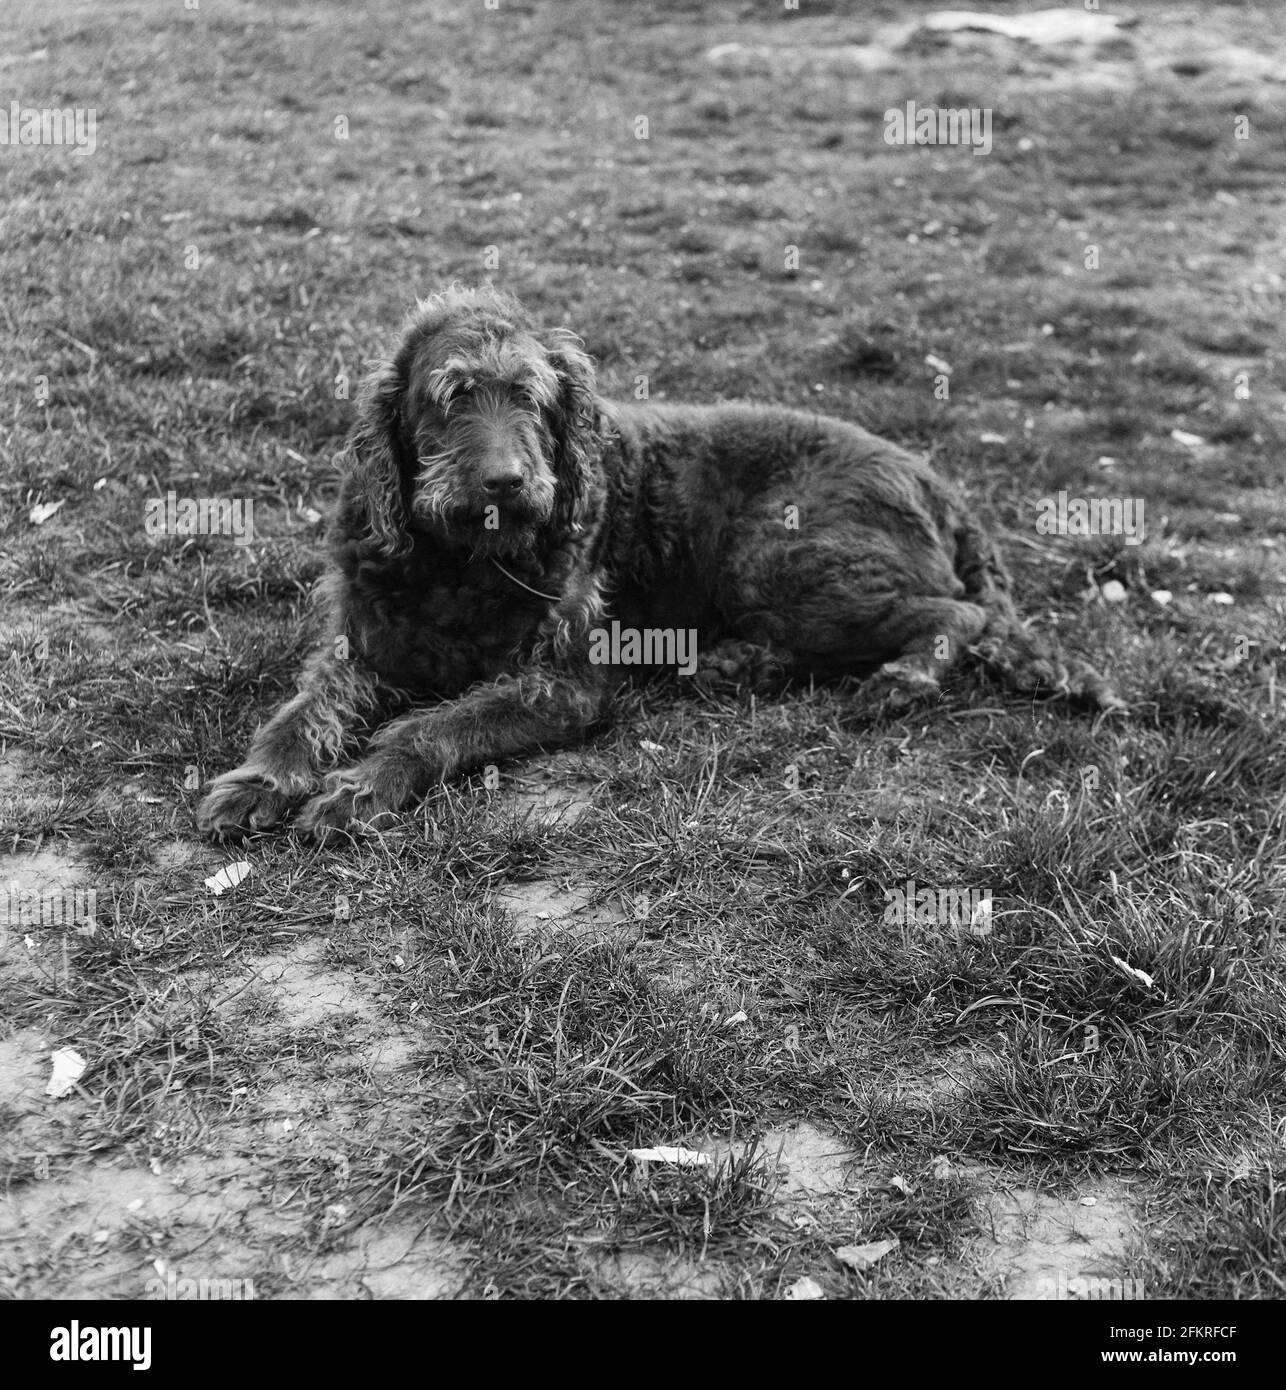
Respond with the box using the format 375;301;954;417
1;0;1283;1328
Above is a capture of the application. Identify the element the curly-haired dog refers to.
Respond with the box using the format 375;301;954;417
198;285;1120;839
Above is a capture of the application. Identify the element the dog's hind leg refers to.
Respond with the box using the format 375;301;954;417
717;533;988;706
952;517;1124;710
852;597;990;707
693;638;793;694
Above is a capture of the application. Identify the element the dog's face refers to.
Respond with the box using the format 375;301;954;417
403;305;561;554
343;287;602;562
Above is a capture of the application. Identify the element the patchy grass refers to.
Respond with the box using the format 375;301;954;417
1;0;1284;1301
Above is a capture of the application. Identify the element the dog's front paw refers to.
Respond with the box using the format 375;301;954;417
197;767;301;839
295;772;399;842
693;640;788;694
1066;658;1128;714
862;661;942;711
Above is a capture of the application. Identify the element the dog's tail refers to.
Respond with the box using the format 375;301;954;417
953;515;1124;711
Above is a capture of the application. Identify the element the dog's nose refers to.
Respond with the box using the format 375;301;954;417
481;464;525;497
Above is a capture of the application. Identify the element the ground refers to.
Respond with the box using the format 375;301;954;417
1;0;1284;1300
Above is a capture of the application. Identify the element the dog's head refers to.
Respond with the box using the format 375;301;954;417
339;285;604;561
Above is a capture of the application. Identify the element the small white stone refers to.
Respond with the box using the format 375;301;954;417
1170;428;1205;448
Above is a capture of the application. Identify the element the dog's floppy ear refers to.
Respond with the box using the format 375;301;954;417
340;361;411;558
542;329;603;535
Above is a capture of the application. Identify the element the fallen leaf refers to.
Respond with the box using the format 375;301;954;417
836;1238;900;1270
1110;955;1154;991
204;861;253;895
46;1047;87;1098
1170;428;1205;448
29;499;66;525
923;10;1126;42
969;897;993;937
628;1146;711;1166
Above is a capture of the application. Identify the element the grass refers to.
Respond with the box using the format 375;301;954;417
1;0;1284;1301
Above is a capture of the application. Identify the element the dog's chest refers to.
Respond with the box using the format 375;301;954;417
349;557;547;696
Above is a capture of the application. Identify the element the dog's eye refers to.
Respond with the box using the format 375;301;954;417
437;384;469;415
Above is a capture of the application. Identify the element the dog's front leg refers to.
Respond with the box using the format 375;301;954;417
295;668;609;839
198;648;388;837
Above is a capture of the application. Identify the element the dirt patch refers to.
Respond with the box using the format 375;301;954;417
303;1223;466;1299
0;747;36;796
0;843;87;896
760;1122;862;1199
153;840;204;872
0;1027;51;1116
245;938;376;1028
973;1176;1141;1299
0;842;95;984
223;937;417;1072
708;8;1286;95
491;878;630;940
0;934;454;1299
492;751;602;828
0;1155;280;1299
605;1248;725;1299
0;1144;466;1299
897;1046;1005;1111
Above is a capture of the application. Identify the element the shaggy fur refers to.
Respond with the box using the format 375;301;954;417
198;285;1120;839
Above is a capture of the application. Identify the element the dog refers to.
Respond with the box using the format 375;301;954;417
198;285;1119;839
